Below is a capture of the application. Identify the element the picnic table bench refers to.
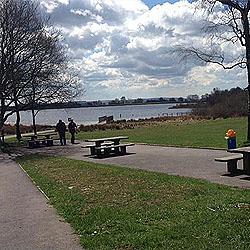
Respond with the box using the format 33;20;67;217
215;154;243;173
83;136;134;158
95;143;135;158
228;146;250;174
23;133;57;148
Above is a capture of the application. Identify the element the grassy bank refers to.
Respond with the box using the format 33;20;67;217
17;154;250;250
4;117;248;149
77;117;248;148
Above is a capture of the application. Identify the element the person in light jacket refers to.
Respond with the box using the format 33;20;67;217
68;118;77;144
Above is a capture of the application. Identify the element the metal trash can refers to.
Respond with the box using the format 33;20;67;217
226;137;236;149
225;129;237;149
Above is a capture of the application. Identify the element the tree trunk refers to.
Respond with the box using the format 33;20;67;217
31;108;37;135
0;103;6;147
248;87;250;141
0;119;4;147
15;109;22;141
242;11;250;140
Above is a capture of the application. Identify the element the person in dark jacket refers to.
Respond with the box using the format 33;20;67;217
56;119;67;145
68;118;77;144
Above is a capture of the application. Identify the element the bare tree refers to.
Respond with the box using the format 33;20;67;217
177;0;250;140
0;0;83;145
23;69;81;135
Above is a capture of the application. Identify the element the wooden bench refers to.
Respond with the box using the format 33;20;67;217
82;142;114;155
28;138;54;148
95;143;135;158
28;140;41;148
215;154;243;173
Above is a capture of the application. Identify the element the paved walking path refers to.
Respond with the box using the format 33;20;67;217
0;154;83;250
16;140;250;189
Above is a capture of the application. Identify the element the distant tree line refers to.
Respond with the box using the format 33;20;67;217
192;87;248;119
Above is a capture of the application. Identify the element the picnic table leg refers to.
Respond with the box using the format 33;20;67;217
243;153;250;174
114;147;119;155
96;148;102;158
46;139;53;146
227;160;238;173
104;148;111;157
29;141;35;148
90;146;96;155
120;146;126;155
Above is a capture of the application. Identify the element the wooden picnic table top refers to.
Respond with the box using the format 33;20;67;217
37;133;57;137
228;146;250;154
22;133;57;139
85;136;129;143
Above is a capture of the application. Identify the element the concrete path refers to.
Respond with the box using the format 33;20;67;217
16;141;250;189
0;154;83;250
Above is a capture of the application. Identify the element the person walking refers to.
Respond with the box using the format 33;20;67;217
68;118;77;144
56;119;67;146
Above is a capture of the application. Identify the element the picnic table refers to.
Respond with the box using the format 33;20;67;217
23;133;57;148
85;136;129;146
83;136;134;158
228;146;250;174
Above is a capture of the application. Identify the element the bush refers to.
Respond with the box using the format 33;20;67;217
192;87;248;119
2;124;55;135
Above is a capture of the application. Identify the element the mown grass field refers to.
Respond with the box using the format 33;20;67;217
77;117;248;149
4;117;248;149
17;154;250;250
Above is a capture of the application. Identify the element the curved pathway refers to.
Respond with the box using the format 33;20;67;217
0;154;83;250
16;140;250;189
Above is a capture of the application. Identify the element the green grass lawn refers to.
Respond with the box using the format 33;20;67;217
17;154;250;250
76;117;248;149
4;117;248;149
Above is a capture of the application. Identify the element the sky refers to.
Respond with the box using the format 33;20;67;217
40;0;247;101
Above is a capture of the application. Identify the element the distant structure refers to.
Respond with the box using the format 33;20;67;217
98;115;114;124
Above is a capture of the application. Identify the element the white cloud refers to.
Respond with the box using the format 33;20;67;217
40;0;247;100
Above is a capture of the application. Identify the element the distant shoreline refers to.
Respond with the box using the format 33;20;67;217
43;101;184;110
169;103;197;109
6;101;193;111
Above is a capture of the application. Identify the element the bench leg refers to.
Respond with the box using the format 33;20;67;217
104;148;111;157
46;139;53;146
34;141;40;148
227;160;238;173
90;147;96;155
243;153;250;174
120;146;127;155
113;147;119;155
96;149;102;158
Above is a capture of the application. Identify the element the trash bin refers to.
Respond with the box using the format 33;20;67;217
225;129;237;149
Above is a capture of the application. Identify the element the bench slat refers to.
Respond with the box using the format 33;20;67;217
215;154;243;173
81;145;95;148
215;154;243;162
95;143;135;150
81;142;114;149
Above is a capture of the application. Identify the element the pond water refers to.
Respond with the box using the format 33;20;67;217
6;103;191;126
